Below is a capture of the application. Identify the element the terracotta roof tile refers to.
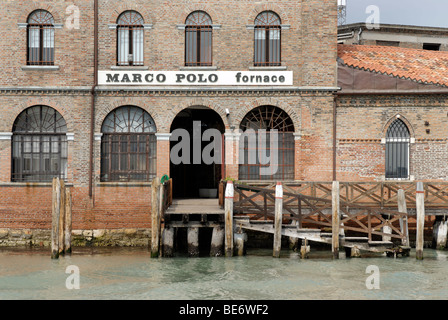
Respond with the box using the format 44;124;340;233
338;44;448;87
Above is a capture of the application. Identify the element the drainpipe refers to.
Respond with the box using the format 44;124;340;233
357;27;363;44
89;0;98;199
332;95;337;181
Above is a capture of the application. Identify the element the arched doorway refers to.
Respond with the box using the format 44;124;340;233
170;106;225;198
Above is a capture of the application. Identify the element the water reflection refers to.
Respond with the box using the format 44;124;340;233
0;247;447;299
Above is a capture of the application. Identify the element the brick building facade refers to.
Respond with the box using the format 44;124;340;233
0;0;338;239
1;1;447;246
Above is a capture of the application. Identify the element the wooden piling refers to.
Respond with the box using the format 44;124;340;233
224;181;234;257
234;231;246;256
289;221;299;251
64;187;72;254
350;246;361;258
273;182;283;258
210;226;225;257
416;182;425;260
51;178;61;259
382;222;392;242
433;218;448;250
332;181;340;259
300;238;310;259
187;227;200;257
397;189;410;247
162;226;175;257
151;178;161;258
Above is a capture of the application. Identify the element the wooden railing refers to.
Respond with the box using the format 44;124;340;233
219;181;448;209
230;182;411;243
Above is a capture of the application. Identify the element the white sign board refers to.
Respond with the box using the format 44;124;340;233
98;71;293;86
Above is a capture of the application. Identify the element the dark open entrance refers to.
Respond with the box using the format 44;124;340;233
170;107;225;199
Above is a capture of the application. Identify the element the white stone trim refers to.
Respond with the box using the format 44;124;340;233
249;66;288;71
18;23;63;29
156;133;172;141
0;132;12;140
108;24;118;30
179;66;218;71
94;133;103;141
177;24;221;30
410;138;416;144
21;66;60;71
143;24;153;30
293;132;302;141
66;133;75;141
224;132;241;141
246;24;290;30
110;66;149;71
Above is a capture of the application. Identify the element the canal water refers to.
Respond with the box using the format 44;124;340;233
0;247;447;300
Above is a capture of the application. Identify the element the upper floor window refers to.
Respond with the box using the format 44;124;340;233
386;118;410;179
185;11;212;67
254;11;281;67
27;10;55;66
117;11;144;66
12;106;68;182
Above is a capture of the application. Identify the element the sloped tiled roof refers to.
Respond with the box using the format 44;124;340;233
338;44;448;87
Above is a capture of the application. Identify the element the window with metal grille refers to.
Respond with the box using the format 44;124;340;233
117;11;144;66
12;106;67;182
101;106;157;182
185;11;212;67
239;106;295;180
27;10;55;66
254;11;281;67
386;119;410;179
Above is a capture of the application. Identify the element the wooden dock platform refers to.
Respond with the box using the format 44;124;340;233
234;217;395;254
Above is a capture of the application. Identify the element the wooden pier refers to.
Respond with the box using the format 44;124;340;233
150;178;448;259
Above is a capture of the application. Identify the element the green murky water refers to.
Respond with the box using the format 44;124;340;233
0;247;447;300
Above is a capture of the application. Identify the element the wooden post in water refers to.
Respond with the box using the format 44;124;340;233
64;187;72;255
51;178;61;259
187;227;200;257
234;225;246;257
224;181;234;257
332;181;340;259
162;226;175;257
151;178;161;258
416;182;425;260
397;189;410;247
273;182;283;258
58;179;66;255
432;218;448;250
210;226;225;257
300;238;310;259
289;220;299;251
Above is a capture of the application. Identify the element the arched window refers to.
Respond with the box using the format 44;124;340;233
185;11;212;66
12;106;67;182
386;118;410;179
117;11;144;66
101;106;157;182
254;11;281;67
27;10;55;65
239;106;295;180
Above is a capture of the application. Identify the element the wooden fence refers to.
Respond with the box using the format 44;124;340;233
220;181;448;209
